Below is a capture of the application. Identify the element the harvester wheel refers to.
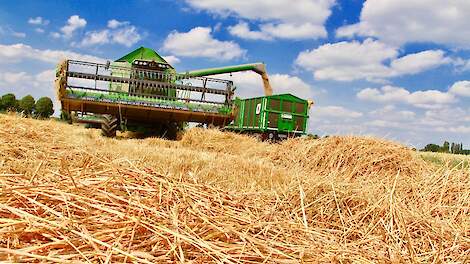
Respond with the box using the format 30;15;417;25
165;122;179;140
101;114;119;138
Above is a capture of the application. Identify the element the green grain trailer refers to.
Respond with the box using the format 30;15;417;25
226;94;309;140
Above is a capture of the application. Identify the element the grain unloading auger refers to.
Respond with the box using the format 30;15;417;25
181;63;273;96
55;46;311;139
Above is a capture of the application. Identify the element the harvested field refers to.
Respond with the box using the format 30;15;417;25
0;113;469;263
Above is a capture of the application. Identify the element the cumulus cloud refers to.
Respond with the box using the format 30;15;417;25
163;27;245;60
442;126;470;133
185;0;335;40
111;25;141;46
12;32;26;38
424;107;470;126
449;81;470;97
28;16;49;26
313;106;363;119
208;71;313;99
107;19;128;29
0;43;106;64
0;26;26;38
357;85;456;109
336;0;470;49
228;22;272;41
369;105;416;121
295;39;450;82
79;19;141;47
59;15;87;38
0;72;32;85
162;55;180;65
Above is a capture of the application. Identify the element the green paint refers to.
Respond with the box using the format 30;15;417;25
180;63;266;77
66;89;231;115
116;46;171;66
226;94;309;135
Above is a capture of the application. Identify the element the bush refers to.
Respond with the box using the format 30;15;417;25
35;97;54;118
18;95;35;115
1;93;18;111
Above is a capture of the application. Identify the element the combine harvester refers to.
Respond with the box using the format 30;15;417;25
55;47;311;140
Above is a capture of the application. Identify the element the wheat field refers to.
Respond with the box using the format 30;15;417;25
0;113;468;263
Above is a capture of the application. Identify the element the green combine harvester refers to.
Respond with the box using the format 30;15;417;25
56;47;311;140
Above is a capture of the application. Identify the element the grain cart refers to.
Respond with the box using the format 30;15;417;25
55;46;311;139
225;94;310;140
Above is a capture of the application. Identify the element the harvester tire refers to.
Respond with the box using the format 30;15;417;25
165;122;178;140
101;115;119;138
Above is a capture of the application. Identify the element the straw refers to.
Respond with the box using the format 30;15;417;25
0;113;469;263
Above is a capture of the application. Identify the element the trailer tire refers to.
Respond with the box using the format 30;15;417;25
101;114;119;138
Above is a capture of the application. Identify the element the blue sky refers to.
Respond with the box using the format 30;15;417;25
1;0;470;148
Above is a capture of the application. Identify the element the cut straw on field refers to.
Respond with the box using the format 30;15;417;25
0;113;469;263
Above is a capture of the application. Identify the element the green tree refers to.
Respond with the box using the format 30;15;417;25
422;144;440;152
35;97;54;118
1;93;18;111
441;141;450;153
18;95;35;115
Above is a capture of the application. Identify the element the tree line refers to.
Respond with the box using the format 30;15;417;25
0;93;54;118
421;141;470;155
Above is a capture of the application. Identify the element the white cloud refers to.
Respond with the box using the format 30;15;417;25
107;19;128;29
369;105;416;121
81;30;110;46
50;32;61;39
79;19;141;47
367;120;404;129
35;28;45;33
313;106;363;119
357;85;456;109
0;43;106;64
0;72;32;85
228;22;272;41
28;16;49;26
336;0;470;49
0;26;26;38
162;55;180;65
210;71;313;99
390;50;451;75
163;27;245;60
259;22;326;40
12;31;26;38
449;81;470;97
424;107;470;126
185;0;335;40
445;126;470;133
60;15;87;38
295;39;450;82
111;25;141;46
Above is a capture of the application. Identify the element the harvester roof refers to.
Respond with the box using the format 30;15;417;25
115;46;171;66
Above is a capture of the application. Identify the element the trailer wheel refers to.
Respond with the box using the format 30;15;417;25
101;114;119;138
